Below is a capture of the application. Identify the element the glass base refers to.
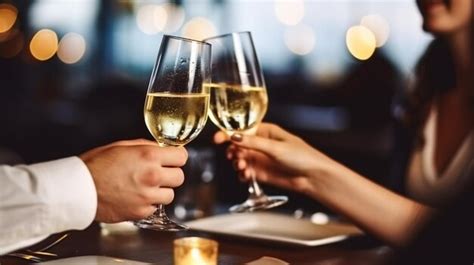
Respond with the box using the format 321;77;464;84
134;215;188;231
229;195;288;213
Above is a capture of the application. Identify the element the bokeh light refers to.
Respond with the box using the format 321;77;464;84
311;212;330;225
181;17;216;41
136;5;168;35
346;25;376;60
57;32;86;64
360;14;390;47
162;3;185;33
30;29;58;61
274;0;305;26
284;24;315;56
0;3;18;33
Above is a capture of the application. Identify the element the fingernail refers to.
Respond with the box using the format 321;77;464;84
231;133;243;142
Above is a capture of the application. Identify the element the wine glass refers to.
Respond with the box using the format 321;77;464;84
204;31;288;213
134;35;211;231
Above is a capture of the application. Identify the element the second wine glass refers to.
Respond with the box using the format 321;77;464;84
204;31;288;213
135;35;211;231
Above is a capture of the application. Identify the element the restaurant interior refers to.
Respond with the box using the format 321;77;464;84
2;0;471;264
0;0;432;212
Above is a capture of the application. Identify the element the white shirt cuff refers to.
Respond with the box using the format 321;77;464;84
18;156;98;232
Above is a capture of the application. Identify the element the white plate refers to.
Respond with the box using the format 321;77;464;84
185;212;364;246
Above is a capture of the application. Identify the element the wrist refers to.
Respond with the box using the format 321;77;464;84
304;151;346;201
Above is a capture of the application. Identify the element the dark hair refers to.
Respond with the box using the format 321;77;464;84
396;38;463;147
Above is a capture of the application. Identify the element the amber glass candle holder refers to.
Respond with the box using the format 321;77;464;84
173;237;218;265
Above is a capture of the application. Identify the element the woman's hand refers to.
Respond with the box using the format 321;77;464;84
214;123;335;196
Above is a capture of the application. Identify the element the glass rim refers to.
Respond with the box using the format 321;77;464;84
203;31;251;41
174;237;218;248
163;34;211;47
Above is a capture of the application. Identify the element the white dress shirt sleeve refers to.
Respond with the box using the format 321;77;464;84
0;156;97;255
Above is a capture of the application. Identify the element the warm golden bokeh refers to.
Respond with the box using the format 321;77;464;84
0;3;18;33
284;24;315;56
274;0;305;26
181;17;216;41
136;4;168;35
57;32;86;64
161;3;185;33
30;29;58;61
360;14;390;48
346;25;376;61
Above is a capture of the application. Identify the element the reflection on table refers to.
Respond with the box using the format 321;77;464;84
0;219;391;265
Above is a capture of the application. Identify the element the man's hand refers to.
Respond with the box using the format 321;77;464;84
80;139;187;223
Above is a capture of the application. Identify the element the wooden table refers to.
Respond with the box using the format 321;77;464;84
0;223;392;265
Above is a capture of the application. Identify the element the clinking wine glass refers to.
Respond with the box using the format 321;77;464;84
134;35;211;231
204;31;288;213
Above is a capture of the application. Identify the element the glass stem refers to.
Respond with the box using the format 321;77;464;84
247;159;265;199
154;204;168;218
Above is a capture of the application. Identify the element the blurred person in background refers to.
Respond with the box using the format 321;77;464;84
0;139;187;254
215;0;473;247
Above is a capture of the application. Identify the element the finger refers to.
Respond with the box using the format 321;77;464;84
226;145;237;160
226;150;233;160
131;205;157;220
243;168;252;180
152;188;174;205
232;159;247;171
214;130;230;144
236;159;247;170
241;165;292;192
158;168;185;188
102;139;158;153
234;149;247;159
238;171;248;182
141;146;188;167
255;123;296;141
80;139;158;159
111;138;158;147
230;133;279;157
227;146;246;160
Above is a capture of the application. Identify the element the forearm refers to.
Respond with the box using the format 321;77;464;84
0;157;97;254
306;159;434;246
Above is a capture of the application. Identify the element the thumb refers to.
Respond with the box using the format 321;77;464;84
213;130;230;144
231;133;278;156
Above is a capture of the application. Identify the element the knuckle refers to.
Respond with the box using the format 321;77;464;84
269;123;280;131
144;170;161;186
137;192;152;204
294;180;308;194
132;207;151;219
141;147;158;161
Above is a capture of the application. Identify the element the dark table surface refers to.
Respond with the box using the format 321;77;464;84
1;222;393;265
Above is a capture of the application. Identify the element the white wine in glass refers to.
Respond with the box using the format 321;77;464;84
144;92;209;146
135;35;211;231
206;84;268;132
204;31;288;213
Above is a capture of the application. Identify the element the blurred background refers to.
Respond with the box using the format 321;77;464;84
0;0;433;218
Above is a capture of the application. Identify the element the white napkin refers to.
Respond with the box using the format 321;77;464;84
100;222;139;235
